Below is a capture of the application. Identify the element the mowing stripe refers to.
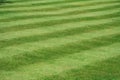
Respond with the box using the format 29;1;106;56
0;26;119;60
0;0;117;10
0;20;120;48
0;35;120;77
0;1;119;19
0;0;120;80
0;18;117;41
0;4;120;22
41;51;120;80
0;39;120;80
0;2;119;21
1;44;120;79
0;9;119;33
0;31;120;71
0;1;119;15
0;0;97;8
6;0;118;7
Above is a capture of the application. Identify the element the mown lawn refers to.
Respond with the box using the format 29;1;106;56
0;0;120;80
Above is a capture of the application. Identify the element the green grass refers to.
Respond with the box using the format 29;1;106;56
0;0;120;80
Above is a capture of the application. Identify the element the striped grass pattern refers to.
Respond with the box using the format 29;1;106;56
0;0;120;80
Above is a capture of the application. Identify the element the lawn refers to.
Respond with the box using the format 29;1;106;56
0;0;120;80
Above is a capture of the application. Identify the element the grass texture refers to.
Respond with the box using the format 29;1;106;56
0;0;120;80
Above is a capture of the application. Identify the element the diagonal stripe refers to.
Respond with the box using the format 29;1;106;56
1;4;120;22
0;20;119;48
0;18;117;41
0;9;119;33
0;33;119;71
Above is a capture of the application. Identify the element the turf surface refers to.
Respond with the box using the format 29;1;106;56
0;0;120;80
